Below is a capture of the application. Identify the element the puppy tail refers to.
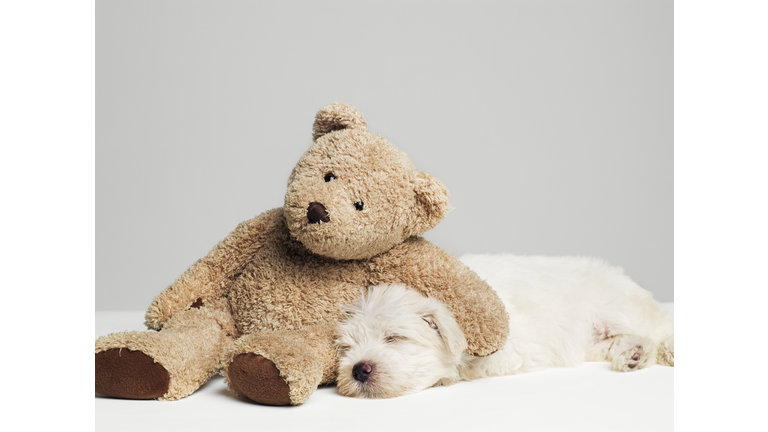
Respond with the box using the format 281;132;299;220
656;335;674;367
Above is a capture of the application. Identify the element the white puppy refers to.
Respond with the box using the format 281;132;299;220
334;254;674;399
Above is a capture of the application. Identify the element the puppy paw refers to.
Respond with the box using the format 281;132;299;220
612;344;649;372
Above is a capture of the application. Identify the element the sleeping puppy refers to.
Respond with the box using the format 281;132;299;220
334;254;674;399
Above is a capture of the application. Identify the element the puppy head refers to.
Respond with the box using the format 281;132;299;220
334;284;467;399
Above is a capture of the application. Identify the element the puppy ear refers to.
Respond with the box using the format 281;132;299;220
407;171;451;237
422;307;466;364
312;103;369;141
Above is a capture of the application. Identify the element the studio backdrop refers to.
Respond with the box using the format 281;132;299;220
97;0;673;310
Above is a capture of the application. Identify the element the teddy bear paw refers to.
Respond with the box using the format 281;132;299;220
95;348;170;399
227;353;292;406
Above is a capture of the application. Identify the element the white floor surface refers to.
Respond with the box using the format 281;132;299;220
96;304;673;432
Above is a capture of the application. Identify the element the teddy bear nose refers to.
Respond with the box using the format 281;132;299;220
307;202;330;224
352;362;373;383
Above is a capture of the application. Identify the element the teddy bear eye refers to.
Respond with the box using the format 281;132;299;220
324;173;336;182
354;201;364;211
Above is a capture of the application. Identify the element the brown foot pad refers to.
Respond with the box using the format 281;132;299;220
228;353;291;406
95;349;170;399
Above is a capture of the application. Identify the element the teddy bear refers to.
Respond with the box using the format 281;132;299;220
95;103;510;405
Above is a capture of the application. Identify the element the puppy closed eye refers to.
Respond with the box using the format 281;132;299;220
336;344;351;353
423;318;441;338
384;335;404;343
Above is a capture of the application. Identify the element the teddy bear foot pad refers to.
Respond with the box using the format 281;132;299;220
227;353;291;406
95;349;170;399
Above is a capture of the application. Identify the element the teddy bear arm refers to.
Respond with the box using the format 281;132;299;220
373;239;510;356
144;208;285;330
437;270;510;356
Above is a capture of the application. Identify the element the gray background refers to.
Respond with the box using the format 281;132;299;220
97;0;672;310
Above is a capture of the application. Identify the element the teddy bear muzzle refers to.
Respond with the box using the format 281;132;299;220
307;202;330;224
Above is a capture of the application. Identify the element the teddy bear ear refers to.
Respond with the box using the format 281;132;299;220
312;103;369;142
408;171;451;237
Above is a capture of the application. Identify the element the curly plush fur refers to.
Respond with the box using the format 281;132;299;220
335;254;674;399
95;104;509;405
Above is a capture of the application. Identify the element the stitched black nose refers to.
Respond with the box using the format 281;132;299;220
307;202;330;224
352;362;373;383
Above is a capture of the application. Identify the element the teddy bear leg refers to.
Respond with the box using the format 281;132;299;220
223;322;337;406
95;298;237;400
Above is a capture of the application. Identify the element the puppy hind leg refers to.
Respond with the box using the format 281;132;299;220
587;334;657;372
585;337;614;362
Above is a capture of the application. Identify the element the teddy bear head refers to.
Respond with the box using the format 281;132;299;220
283;103;450;260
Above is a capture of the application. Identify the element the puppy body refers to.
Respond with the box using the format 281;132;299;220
335;254;674;398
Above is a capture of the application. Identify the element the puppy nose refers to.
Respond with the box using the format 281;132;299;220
307;202;330;224
352;362;373;383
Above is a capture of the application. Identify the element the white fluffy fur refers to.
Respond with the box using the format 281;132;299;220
334;254;674;399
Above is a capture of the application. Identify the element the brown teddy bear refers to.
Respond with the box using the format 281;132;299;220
95;103;509;405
